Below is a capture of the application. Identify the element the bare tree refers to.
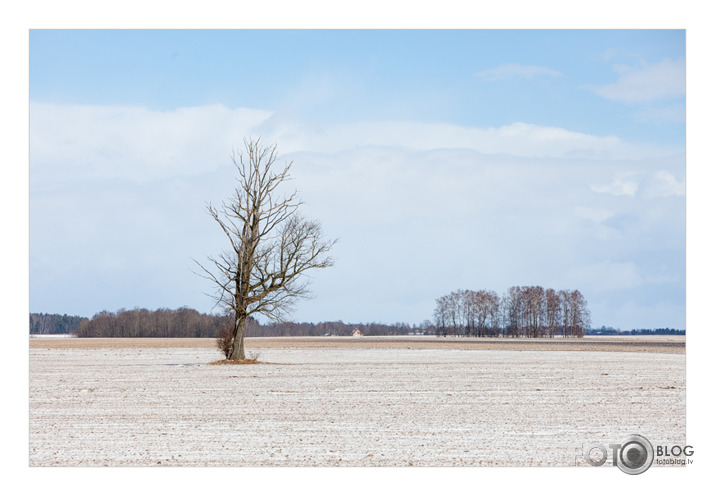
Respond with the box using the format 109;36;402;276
558;289;572;337
568;289;591;338
474;289;499;337
545;288;561;338
434;295;449;336
523;286;545;338
503;286;524;337
195;138;336;360
557;289;590;338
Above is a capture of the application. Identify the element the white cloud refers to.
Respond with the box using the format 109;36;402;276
30;103;273;182
591;170;685;198
30;103;681;189
642;171;685;198
590;58;685;103
477;64;561;81
29;102;685;328
590;171;684;199
261;119;676;161
590;176;639;196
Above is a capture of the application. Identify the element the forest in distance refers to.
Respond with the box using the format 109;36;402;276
29;307;684;338
29;313;87;335
32;308;418;338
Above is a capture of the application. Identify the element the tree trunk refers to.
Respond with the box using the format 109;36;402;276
229;313;247;360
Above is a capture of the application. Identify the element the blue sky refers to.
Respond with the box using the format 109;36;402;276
29;29;686;329
30;30;685;144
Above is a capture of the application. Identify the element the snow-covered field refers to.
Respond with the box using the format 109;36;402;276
29;343;685;466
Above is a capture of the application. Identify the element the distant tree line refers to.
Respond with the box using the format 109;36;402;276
586;326;685;335
626;328;685;335
252;320;418;337
433;286;591;338
34;304;679;339
74;308;233;338
29;313;88;334
67;307;420;338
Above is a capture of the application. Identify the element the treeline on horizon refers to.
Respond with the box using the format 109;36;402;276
29;309;685;337
587;326;685;335
33;308;417;338
29;313;88;334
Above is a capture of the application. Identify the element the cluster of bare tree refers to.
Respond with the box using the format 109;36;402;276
434;286;591;338
434;290;500;338
74;307;232;338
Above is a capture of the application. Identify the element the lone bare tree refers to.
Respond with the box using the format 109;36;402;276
196;138;336;360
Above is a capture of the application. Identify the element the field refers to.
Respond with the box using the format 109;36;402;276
29;336;685;466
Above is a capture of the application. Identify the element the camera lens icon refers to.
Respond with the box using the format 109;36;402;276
617;435;654;475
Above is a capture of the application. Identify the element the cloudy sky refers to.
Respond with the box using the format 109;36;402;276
29;29;686;329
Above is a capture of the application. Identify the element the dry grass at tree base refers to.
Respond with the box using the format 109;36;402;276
209;349;263;365
208;358;262;365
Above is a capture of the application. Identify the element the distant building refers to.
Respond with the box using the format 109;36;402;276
352;328;363;337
